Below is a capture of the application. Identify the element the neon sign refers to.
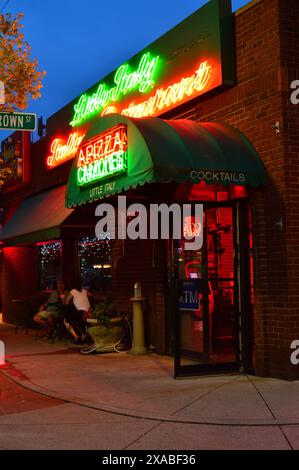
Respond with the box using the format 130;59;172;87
77;124;127;186
50;0;234;136
47;132;85;168
183;216;202;239
71;53;160;126
121;61;212;118
70;57;212;124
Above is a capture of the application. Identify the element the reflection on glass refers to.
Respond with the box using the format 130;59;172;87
78;236;112;292
176;206;237;366
38;241;62;291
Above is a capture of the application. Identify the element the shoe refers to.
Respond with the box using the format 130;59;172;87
80;345;97;354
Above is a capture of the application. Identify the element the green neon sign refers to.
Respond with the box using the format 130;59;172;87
77;150;128;186
71;52;160;126
77;124;128;186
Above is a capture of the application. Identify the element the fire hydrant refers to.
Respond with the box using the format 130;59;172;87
130;282;147;355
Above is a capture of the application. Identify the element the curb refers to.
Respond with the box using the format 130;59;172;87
1;367;299;428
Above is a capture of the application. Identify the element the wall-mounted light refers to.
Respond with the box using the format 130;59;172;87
275;217;283;230
272;122;280;134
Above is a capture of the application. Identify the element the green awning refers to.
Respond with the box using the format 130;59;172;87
0;185;73;245
66;115;267;208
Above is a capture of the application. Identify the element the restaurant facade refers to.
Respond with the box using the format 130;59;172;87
0;0;299;380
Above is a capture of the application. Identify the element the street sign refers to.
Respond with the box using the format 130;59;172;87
0;111;37;131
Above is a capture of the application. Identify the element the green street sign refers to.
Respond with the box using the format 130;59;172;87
0;111;37;131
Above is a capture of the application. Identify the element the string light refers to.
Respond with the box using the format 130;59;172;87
78;236;111;260
39;241;62;284
78;236;112;287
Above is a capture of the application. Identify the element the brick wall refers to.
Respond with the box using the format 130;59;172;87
1;0;299;378
277;0;299;378
112;236;166;352
166;0;298;379
2;246;38;322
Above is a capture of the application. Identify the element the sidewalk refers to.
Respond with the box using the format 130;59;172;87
0;323;299;449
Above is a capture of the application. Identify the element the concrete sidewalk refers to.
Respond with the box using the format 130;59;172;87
0;323;299;449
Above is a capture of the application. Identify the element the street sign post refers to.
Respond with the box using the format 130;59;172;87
0;111;37;131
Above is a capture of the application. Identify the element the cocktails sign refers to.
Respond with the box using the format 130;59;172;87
77;124;127;186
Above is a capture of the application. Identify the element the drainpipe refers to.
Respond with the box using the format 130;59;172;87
130;283;147;355
0;340;5;366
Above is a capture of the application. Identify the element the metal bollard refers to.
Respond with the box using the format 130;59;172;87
0;340;5;366
130;282;147;355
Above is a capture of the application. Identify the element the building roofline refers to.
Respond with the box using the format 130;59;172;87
235;0;263;16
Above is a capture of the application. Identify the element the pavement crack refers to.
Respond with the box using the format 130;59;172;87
122;421;164;450
278;426;294;450
170;374;240;416
246;375;277;420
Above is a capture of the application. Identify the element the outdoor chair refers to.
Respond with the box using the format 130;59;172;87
49;313;72;345
11;299;39;336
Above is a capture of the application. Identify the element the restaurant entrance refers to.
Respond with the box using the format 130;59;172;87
173;200;252;377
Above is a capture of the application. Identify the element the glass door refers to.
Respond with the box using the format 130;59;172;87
174;203;240;377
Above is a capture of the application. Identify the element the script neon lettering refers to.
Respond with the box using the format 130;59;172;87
121;61;212;118
71;53;160;126
47;132;85;167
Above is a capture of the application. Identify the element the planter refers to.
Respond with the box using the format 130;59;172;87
86;318;100;325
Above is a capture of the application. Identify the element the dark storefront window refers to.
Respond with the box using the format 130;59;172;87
78;236;112;292
38;241;62;291
0;134;23;187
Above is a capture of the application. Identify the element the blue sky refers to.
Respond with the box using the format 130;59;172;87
1;0;250;132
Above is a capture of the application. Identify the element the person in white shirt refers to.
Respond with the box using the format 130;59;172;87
69;287;90;313
63;277;92;344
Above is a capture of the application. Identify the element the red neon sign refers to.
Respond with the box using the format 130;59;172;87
47;132;85;168
120;61;212;118
183;216;202;239
77;124;128;185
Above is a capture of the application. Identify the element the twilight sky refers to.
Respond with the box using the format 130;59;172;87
1;0;250;132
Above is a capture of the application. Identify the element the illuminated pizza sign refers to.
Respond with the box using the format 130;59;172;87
77;124;127;186
64;0;234;128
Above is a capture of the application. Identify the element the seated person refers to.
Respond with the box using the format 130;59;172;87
88;276;108;304
63;277;92;344
34;278;68;335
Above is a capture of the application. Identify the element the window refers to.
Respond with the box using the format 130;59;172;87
0;131;31;188
38;241;62;291
78;236;112;292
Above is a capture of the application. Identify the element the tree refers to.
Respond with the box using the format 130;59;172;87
0;12;45;111
0;12;45;187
